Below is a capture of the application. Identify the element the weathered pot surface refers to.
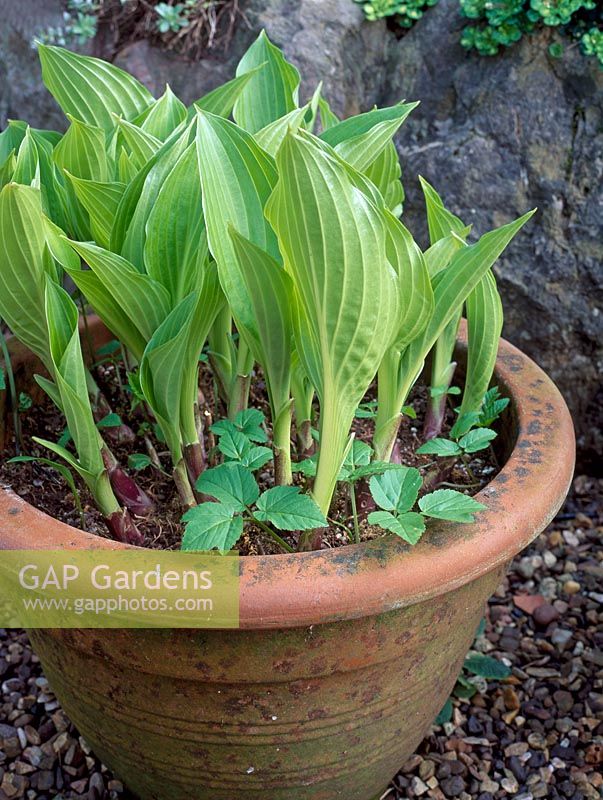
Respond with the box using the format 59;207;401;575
0;321;575;800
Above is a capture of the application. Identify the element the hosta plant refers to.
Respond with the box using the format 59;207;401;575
0;32;534;553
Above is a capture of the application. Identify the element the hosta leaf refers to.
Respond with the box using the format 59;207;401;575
53;116;108;182
321;102;418;151
365;140;404;216
333;103;418;172
115;117;162;169
64;240;171;351
398;210;536;402
265;130;399;511
254;486;327;530
0;151;16;190
43;278;104;479
192;66;263;117
0;184;54;368
65;175;125;248
13;128;39;186
459;270;504;417
182;503;243;551
31;436;95;484
254;105;309;157
118;124;192;269
228;229;294;420
419;176;466;244
8;456;80;503
418;489;486;523
384;211;434;348
367;510;426;544
234;31;300;133
144;143;208;304
424;229;471;278
369;466;422;513
318;97;339;131
196;111;280;352
458;427;497;453
138;292;202;458
416;438;462;457
0;121;27;164
38;45;154;132
464;653;511;679
195;463;259;511
140;84;186;141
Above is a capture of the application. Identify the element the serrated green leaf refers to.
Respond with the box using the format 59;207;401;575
416;438;462;457
182;502;243;551
419;489;486;523
128;453;153;471
234;31;300;133
255;485;327;530
39;44;154;132
367;510;426;544
348;461;403;481
337;439;372;480
240;446;273;471
292;457;318;478
234;409;268;443
369;466;422;513
464;653;511;679
458;427;497;453
195;463;259;511
218;427;251;461
450;411;481;439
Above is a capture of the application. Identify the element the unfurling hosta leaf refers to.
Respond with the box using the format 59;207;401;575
459;270;504;418
416;438;462;457
181;503;243;551
12;129;39;186
38;44;154;132
418;489;486;523
114;117;162;170
234;31;300;133
0;184;58;369
191;66;263;118
365;141;404;216
367;510;426;544
369;466;422;513
331;102;418;172
144;143;208;305
265;130;399;514
113;122;192;266
64;239;171;361
65;175;125;248
139;85;186;141
254;105;309;157
195;463;260;511
255;486;327;531
53;116;109;182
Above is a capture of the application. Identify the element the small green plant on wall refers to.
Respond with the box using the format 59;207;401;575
355;0;603;67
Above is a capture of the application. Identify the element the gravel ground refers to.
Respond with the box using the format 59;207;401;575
0;475;601;800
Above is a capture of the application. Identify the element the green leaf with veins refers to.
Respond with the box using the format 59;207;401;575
369;466;422;513
181;503;243;551
216;427;250;461
450;411;481;439
195;463;259;511
293;457;318;478
416;438;462;457
458;427;497;453
418;489;486;523
464;653;511;679
367;510;426;544
240;446;273;471
128;453;153;471
254;486;327;531
337;439;372;480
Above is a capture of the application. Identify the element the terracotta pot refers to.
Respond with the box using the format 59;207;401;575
0;319;575;800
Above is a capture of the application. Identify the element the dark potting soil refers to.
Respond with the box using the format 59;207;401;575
0;359;501;553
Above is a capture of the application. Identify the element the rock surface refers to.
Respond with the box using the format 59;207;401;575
1;0;601;467
383;0;603;471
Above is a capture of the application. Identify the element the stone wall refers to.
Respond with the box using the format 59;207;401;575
1;0;601;469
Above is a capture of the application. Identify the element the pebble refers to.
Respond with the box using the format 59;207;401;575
563;580;581;595
441;776;466;797
501;776;519;793
411;776;429;796
550;628;573;648
532;602;560;627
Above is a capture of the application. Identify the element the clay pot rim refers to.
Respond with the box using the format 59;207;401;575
0;321;575;629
